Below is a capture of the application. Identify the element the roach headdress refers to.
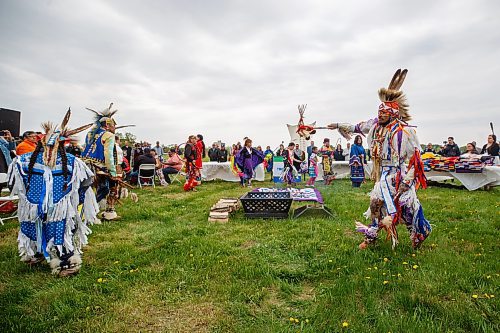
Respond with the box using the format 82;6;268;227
378;69;411;122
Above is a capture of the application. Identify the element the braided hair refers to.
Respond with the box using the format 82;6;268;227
26;141;43;193
58;143;69;191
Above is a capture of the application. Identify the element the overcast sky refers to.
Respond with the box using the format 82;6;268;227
1;0;499;148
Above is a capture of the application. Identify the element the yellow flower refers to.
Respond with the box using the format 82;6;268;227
373;266;378;270
97;278;103;283
342;321;349;327
329;259;333;263
403;262;408;265
130;269;134;273
383;258;389;262
189;253;194;257
397;273;402;277
383;280;389;285
113;260;119;264
294;318;299;323
472;294;478;299
289;317;294;322
412;265;419;270
486;275;491;279
412;254;416;257
305;319;310;323
365;276;371;279
490;295;495;298
382;272;386;276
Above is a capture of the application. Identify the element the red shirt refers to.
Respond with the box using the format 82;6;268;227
195;140;204;169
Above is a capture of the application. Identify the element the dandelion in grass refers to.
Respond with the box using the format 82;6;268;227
189;253;194;257
486;275;491;279
329;259;333;263
403;262;408;265
365;276;371;279
342;321;349;328
289;317;294;322
113;261;119;264
383;280;389;285
97;278;104;283
305;319;310;323
412;265;419;270
472;294;478;299
294;318;299;323
383;257;389;262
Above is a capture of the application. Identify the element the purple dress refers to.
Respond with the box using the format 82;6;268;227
236;147;264;180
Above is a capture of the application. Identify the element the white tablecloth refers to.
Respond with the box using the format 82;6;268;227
315;162;499;190
425;167;500;190
201;162;265;182
316;161;373;180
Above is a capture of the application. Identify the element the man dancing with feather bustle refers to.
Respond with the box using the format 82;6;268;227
8;109;100;276
82;103;137;221
328;69;431;249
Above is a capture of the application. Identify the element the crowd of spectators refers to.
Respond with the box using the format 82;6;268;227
1;129;499;190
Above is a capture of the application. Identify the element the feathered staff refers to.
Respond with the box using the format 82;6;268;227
295;104;330;140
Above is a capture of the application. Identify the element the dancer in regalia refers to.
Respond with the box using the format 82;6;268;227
349;135;366;187
82;103;135;221
282;142;301;185
328;69;431;249
235;138;264;187
8;109;99;276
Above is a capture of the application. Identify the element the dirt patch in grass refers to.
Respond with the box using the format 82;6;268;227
240;240;257;250
112;286;224;333
264;286;286;308
249;286;287;316
295;284;316;302
0;226;18;245
162;192;194;201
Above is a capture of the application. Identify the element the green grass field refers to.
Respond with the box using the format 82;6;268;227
0;179;499;332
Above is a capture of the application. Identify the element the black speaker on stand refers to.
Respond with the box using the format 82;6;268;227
0;108;21;138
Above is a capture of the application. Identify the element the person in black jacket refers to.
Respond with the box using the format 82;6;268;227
333;144;345;161
208;143;220;162
481;134;499;156
218;144;228;162
122;141;133;163
439;137;461;157
423;143;436;154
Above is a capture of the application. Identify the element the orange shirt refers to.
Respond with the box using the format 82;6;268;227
15;139;37;156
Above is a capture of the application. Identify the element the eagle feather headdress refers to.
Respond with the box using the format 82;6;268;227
378;69;411;122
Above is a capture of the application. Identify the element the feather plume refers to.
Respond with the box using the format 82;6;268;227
394;69;408;91
388;69;401;90
64;123;93;137
60;107;71;130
